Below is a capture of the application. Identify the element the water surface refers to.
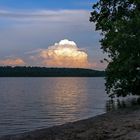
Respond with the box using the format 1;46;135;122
0;77;107;136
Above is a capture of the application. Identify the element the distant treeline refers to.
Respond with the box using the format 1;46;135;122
0;66;105;77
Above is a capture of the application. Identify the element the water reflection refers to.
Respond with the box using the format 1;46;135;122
106;97;140;112
0;77;106;136
40;78;89;123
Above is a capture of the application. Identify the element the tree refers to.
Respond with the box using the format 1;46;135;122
90;0;140;97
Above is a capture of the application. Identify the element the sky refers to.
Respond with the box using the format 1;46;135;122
0;0;107;70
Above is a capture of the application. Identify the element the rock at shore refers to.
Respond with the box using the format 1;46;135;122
1;106;140;140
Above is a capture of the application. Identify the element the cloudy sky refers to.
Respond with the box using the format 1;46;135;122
0;0;107;70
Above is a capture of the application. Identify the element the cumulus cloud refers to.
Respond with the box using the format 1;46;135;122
32;39;92;68
0;9;106;69
0;58;25;66
0;9;95;56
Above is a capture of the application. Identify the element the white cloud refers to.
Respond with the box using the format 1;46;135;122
0;9;106;69
0;9;96;55
0;9;90;23
31;39;93;68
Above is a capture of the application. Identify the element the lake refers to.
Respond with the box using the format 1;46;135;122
0;77;107;136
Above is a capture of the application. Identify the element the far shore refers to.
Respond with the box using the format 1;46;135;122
1;105;140;140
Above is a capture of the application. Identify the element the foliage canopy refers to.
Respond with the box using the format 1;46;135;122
0;66;105;77
90;0;140;97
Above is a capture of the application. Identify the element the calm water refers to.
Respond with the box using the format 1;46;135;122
0;77;107;136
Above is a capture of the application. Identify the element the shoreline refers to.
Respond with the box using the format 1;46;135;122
1;106;140;140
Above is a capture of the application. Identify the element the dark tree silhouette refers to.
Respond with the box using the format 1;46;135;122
90;0;140;97
0;66;105;77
